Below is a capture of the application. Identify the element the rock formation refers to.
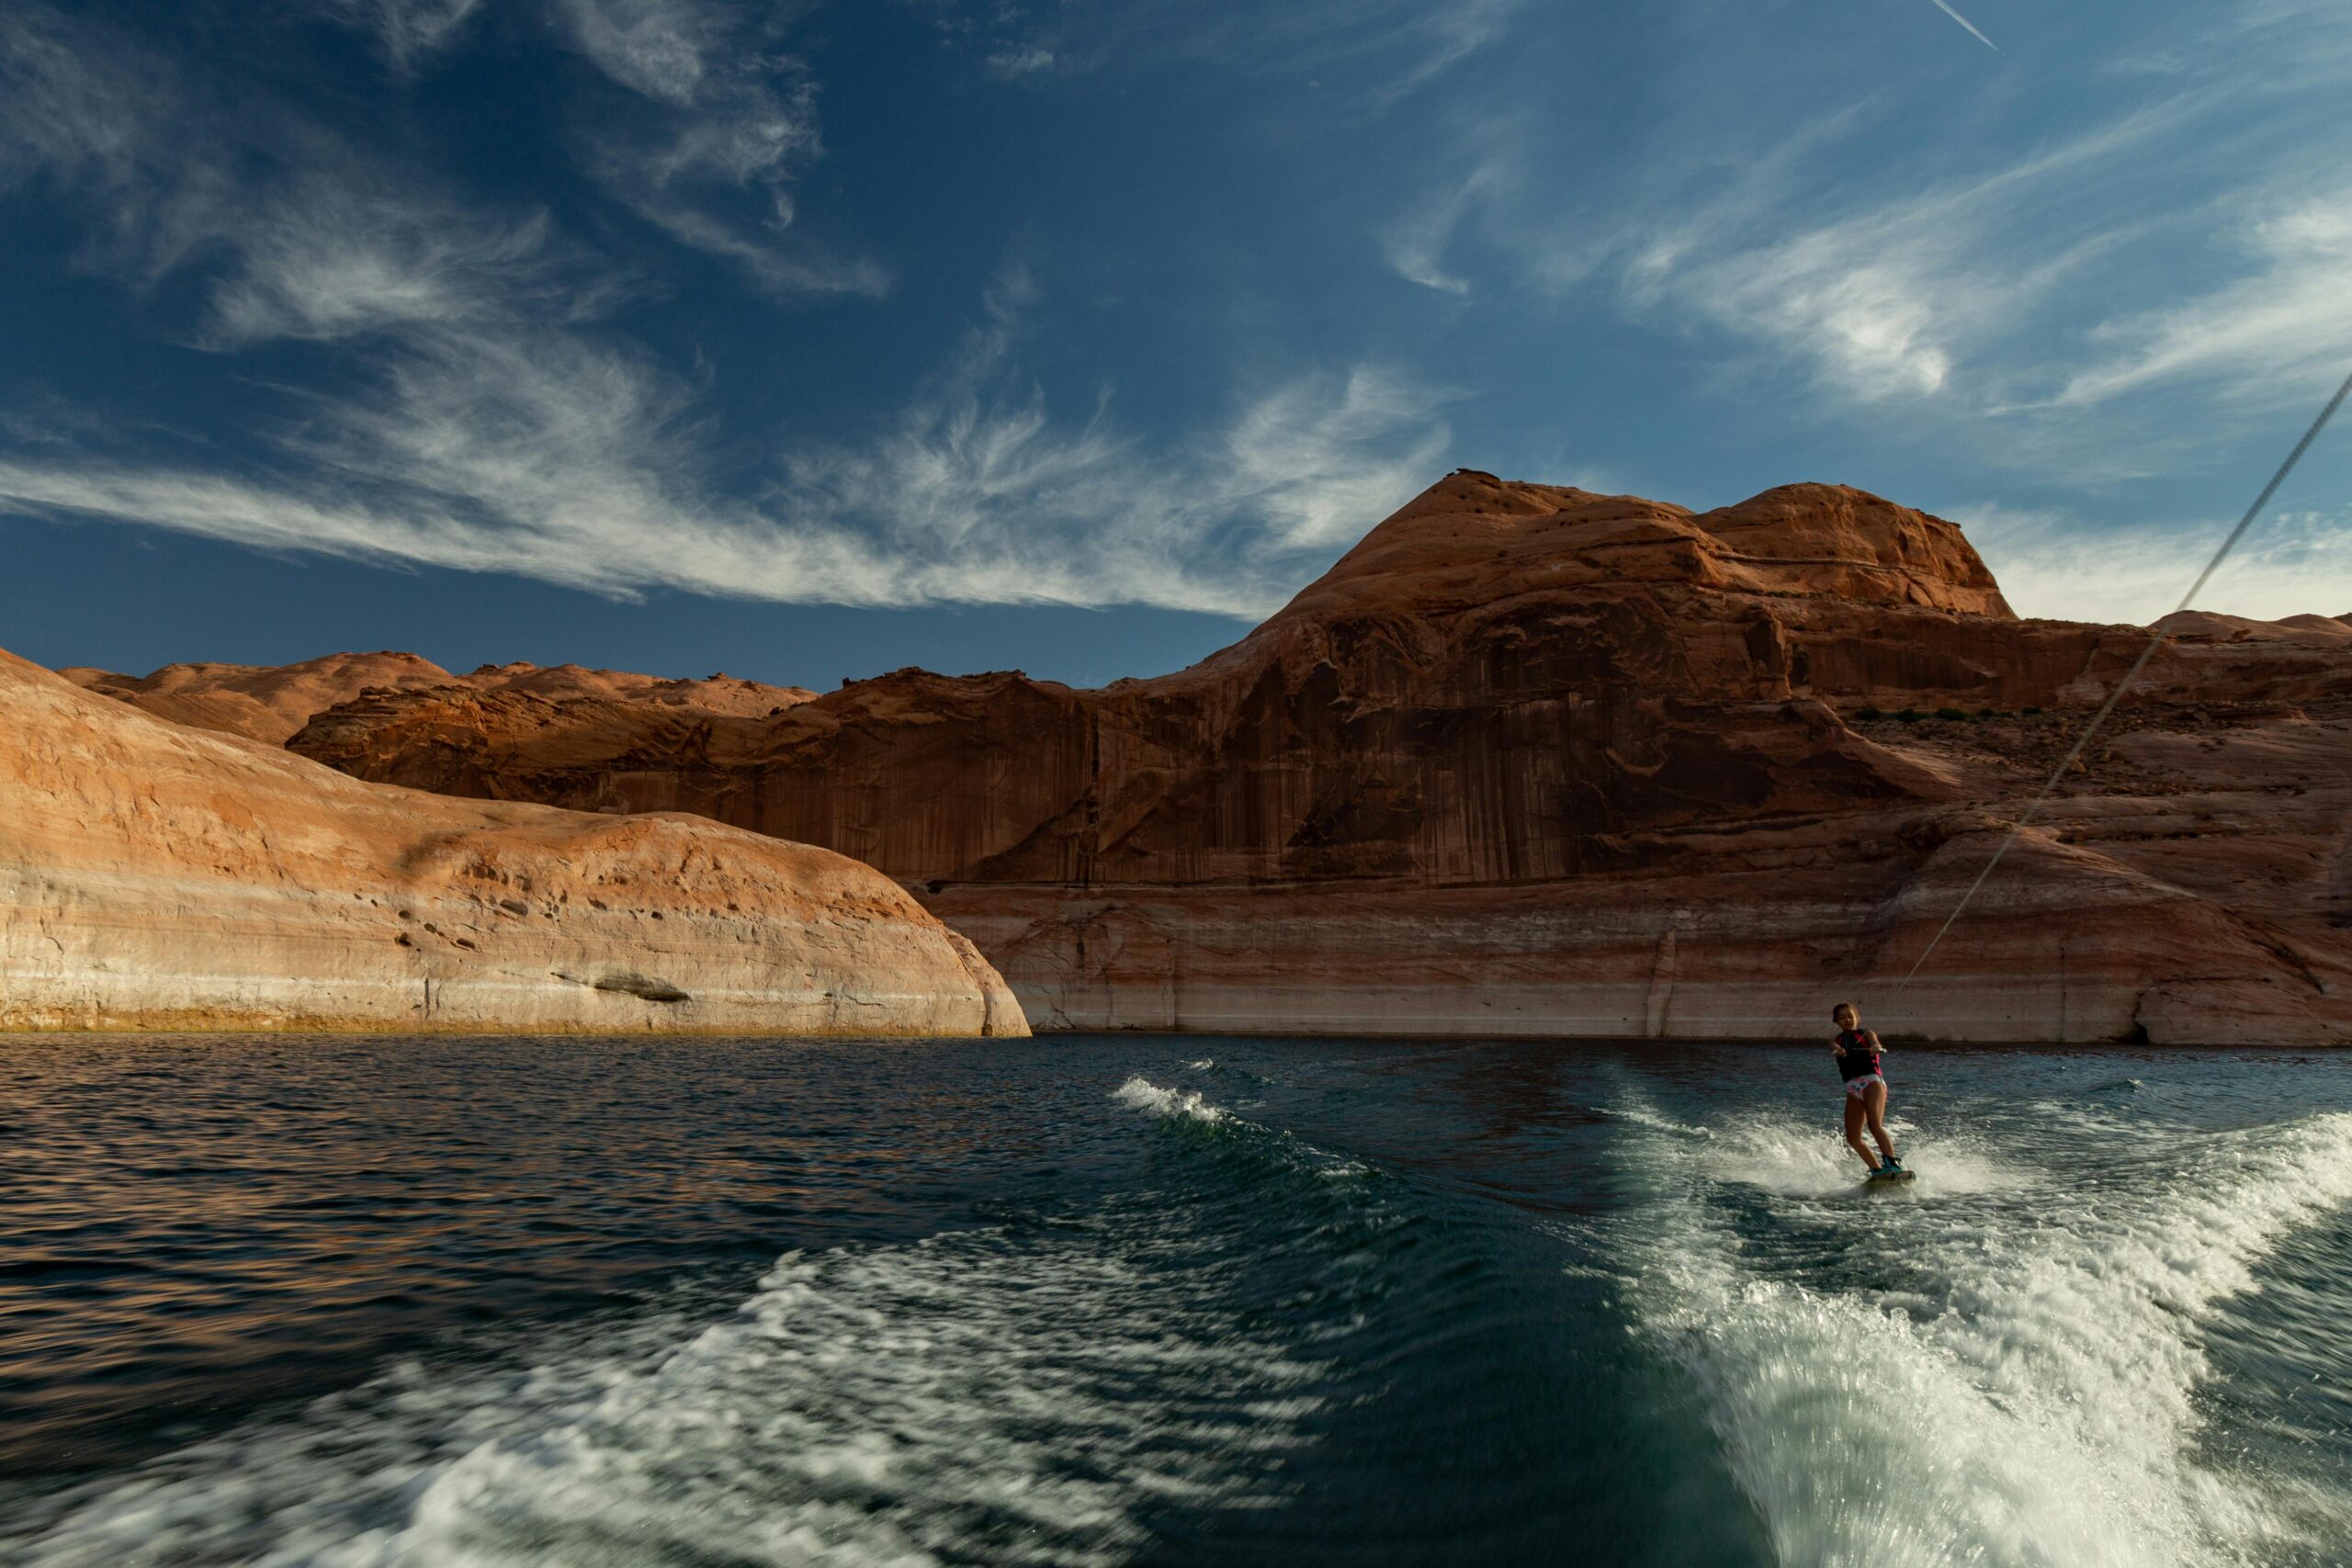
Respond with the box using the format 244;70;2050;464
1;649;1023;1035
155;474;2352;1044
62;653;816;744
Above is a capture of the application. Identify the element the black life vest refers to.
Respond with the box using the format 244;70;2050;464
1836;1029;1883;1081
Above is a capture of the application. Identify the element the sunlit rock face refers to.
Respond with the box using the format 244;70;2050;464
61;654;817;745
262;473;2351;1043
1;650;1023;1037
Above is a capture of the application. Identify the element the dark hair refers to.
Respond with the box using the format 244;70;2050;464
1830;1001;1857;1018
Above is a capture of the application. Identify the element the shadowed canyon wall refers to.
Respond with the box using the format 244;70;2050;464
156;475;2352;1043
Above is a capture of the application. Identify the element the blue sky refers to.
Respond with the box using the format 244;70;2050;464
2;0;2348;689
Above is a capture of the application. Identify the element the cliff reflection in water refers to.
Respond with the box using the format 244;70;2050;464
0;1035;1022;1479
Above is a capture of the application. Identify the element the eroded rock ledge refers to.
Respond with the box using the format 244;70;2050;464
1;650;1023;1036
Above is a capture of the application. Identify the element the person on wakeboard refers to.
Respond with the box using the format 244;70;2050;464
1830;1001;1902;1178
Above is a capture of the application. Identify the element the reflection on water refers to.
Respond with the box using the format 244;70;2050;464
0;1035;2346;1567
0;1036;1047;1479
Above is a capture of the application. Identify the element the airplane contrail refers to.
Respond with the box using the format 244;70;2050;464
1928;0;1999;51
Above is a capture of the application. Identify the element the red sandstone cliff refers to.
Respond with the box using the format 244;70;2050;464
3;649;1022;1035
61;654;815;744
142;474;2352;1043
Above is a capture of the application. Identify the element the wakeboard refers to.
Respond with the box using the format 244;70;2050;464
1865;1168;1917;1186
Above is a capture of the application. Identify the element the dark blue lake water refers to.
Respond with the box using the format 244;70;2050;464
1;1035;2347;1566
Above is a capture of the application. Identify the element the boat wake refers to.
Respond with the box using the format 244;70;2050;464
1611;1097;2352;1567
1114;1073;1227;1125
1702;1113;2026;1199
4;1085;1339;1568
11;1057;2347;1568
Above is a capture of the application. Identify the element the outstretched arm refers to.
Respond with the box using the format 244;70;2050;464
1866;1030;1885;1053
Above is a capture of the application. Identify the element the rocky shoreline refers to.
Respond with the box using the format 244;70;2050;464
2;651;1025;1037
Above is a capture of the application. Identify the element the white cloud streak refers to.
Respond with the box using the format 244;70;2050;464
985;47;1057;82
0;7;157;192
206;175;596;347
0;12;1452;616
306;0;885;296
0;333;1452;615
1926;0;1999;53
1377;0;2351;483
1594;108;2173;408
1;5;606;348
924;0;1527;104
553;0;724;102
1218;369;1454;552
756;274;1453;611
1382;170;1492;296
319;0;485;67
550;0;888;298
2051;187;2352;410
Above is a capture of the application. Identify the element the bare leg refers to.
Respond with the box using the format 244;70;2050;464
1843;1093;1878;1170
1863;1081;1897;1165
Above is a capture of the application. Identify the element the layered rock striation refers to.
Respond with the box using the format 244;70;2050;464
2;649;1023;1035
62;654;815;745
183;475;2352;1043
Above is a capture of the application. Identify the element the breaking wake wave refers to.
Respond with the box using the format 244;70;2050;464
1113;1074;1228;1125
7;1085;1353;1567
4;1038;2348;1567
9;1224;1327;1567
3;1073;1442;1567
1612;1097;2352;1567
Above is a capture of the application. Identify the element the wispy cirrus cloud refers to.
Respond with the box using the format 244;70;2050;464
0;9;1450;616
984;45;1056;83
551;0;888;298
1564;105;2180;408
0;9;150;186
309;0;888;297
2049;187;2352;411
692;267;1452;611
1381;164;1498;297
1379;0;2351;463
204;173;612;347
0;320;1451;615
316;0;485;67
1;4;601;349
915;0;1526;101
1216;368;1454;554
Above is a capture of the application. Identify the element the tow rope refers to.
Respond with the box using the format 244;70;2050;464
1894;366;2352;991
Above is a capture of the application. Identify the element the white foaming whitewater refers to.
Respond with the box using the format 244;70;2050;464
1114;1075;1226;1125
1615;1100;2352;1567
4;1218;1323;1567
1704;1113;2024;1199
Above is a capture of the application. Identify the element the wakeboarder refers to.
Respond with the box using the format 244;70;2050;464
1831;1001;1907;1182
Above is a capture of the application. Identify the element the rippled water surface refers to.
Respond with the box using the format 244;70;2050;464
2;1034;2348;1566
